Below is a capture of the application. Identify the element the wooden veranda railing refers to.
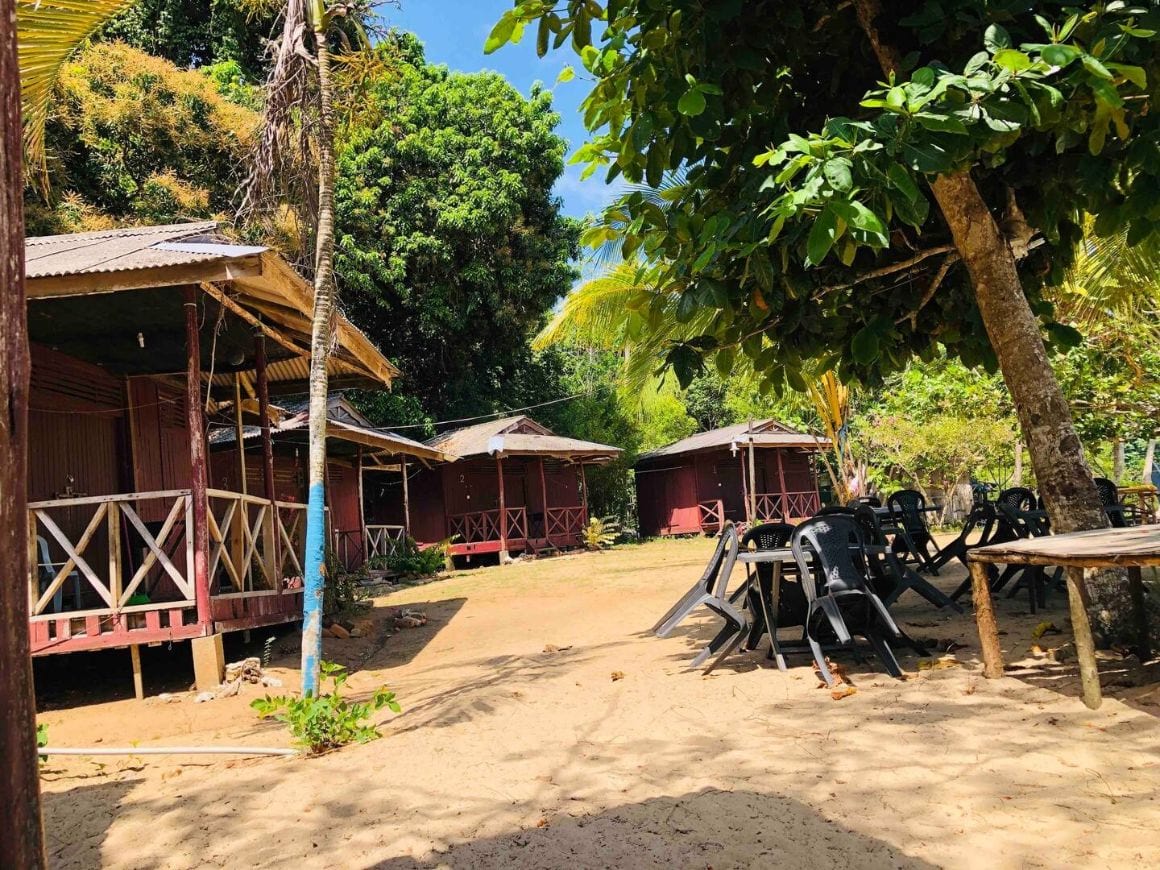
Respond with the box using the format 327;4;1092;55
448;507;529;544
206;490;306;595
753;490;822;521
365;524;406;562
545;506;586;539
29;490;196;620
698;499;725;532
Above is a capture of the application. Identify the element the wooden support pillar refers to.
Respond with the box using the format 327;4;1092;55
739;446;750;524
539;457;550;544
401;456;411;536
775;448;790;522
1065;566;1103;709
969;560;1004;679
233;374;247;494
496;455;509;560
579;462;590;527
129;645;144;701
747;423;757;521
254;335;280;586
356;447;367;565
184;288;211;627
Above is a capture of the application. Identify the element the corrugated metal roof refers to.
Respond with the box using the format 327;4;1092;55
637;420;825;461
209;405;451;463
25;222;237;278
428;415;620;462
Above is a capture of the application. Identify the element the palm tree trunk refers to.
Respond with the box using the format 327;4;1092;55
300;0;338;697
1;0;46;861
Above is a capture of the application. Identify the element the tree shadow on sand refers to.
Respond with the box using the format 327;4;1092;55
363;787;937;869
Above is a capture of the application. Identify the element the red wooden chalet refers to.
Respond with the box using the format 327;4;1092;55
395;416;621;562
635;420;825;536
24;223;397;691
210;394;451;573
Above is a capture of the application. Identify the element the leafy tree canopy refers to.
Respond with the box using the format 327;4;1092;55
25;42;258;234
337;35;580;422
491;1;1160;392
99;0;280;78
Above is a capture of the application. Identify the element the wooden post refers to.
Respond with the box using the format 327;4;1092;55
738;446;750;525
1127;566;1152;663
747;420;757;521
356;447;367;566
401;456;411;536
184;288;212;628
539;457;550;544
496;455;508;560
775;448;790;522
1;3;46;856
233;374;247;494
1065;566;1103;709
970;560;1004;679
579;462;590;527
107;502;122;609
129;645;144;701
254;335;280;585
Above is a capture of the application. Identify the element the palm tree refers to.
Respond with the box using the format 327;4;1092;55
244;0;377;696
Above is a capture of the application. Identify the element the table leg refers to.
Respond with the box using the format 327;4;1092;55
970;561;1004;679
1065;566;1102;710
1127;566;1151;663
765;561;786;670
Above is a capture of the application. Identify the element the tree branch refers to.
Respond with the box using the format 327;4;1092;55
811;244;956;300
899;253;959;327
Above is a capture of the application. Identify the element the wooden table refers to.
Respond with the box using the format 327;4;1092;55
968;525;1160;709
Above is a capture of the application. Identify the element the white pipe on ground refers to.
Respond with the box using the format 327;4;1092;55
39;746;297;757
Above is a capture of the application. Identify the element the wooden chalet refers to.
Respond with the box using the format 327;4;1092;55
209;394;451;572
25;222;397;691
397;416;621;561
634;420;824;536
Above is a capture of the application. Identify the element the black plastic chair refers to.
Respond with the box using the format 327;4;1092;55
738;523;808;664
852;496;882;508
887;489;941;574
853;505;962;613
1094;477;1131;527
815;504;856;516
791;515;905;687
652;523;749;670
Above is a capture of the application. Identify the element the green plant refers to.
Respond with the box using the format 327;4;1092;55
37;723;48;764
583;516;619;550
323;548;370;617
251;661;401;754
377;536;448;577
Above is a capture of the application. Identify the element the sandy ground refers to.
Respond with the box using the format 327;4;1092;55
36;537;1160;869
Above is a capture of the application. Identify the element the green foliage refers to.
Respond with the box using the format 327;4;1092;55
25;42;257;234
37;723;48;764
336;35;580;423
374;537;448;577
251;661;401;754
322;549;370;617
582;516;619;549
492;1;1160;392
99;0;281;80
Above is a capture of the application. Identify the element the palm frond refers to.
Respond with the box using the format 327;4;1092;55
1055;224;1160;331
16;0;137;184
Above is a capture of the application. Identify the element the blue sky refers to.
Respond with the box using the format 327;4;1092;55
381;1;617;220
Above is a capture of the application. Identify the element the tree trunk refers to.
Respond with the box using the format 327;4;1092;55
0;0;46;861
300;2;339;697
1144;438;1156;483
852;0;1125;643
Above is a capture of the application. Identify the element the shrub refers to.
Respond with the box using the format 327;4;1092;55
583;516;620;550
251;661;401;755
323;548;370;617
373;536;448;577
